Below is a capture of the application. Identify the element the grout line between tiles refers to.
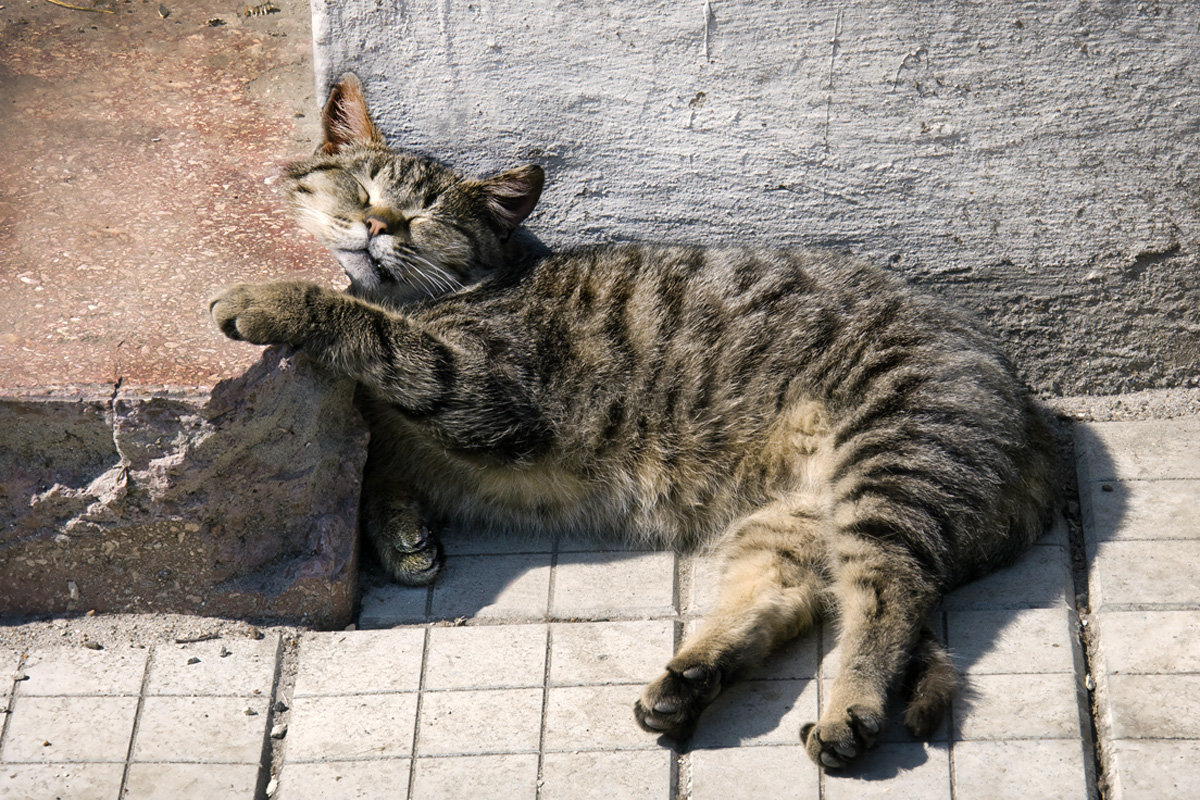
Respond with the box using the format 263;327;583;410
406;626;432;800
116;646;153;797
535;533;559;800
0;652;27;760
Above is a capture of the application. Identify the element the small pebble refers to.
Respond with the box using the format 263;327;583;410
83;641;102;651
13;672;28;682
219;646;232;658
344;623;356;631
273;700;289;713
243;707;258;716
270;723;287;739
247;626;264;640
265;777;279;797
187;657;200;665
1101;484;1114;492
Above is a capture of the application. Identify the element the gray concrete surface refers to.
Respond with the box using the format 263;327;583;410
312;0;1200;396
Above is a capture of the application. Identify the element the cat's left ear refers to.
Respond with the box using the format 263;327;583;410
320;73;386;154
478;165;544;233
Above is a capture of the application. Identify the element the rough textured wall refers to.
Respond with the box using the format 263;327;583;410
311;0;1199;395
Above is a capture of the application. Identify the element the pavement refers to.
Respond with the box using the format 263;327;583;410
0;416;1196;799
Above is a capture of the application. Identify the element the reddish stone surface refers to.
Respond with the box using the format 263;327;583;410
0;1;367;626
0;0;340;391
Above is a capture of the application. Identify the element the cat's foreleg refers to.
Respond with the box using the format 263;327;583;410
635;509;824;740
801;535;936;769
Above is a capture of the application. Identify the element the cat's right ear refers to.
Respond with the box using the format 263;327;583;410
320;74;386;154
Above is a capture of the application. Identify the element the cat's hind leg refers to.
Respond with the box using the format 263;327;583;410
902;623;957;739
801;536;937;769
634;505;826;740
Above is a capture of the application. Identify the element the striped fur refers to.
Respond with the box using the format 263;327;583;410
209;75;1058;769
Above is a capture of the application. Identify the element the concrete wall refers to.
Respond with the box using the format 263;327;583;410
311;0;1199;396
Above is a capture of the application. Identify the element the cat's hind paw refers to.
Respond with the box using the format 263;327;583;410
634;664;723;741
801;704;884;769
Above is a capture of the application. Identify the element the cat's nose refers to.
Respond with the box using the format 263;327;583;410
365;215;388;238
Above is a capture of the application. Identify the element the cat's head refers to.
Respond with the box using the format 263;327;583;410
283;74;543;306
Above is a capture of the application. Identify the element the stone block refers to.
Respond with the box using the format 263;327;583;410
549;620;673;686
425;624;547;691
0;348;368;628
539;750;670;800
551;551;676;619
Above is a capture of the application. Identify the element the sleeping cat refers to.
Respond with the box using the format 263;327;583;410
210;74;1057;769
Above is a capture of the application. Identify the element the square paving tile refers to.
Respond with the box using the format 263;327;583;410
147;635;279;696
540;750;671;800
683;553;724;616
822;742;951;800
947;607;1077;675
942;545;1071;610
123;763;261;798
689;679;817;749
543;684;656;752
953;673;1083;740
1106;674;1200;739
951;739;1089;800
1074;419;1200;481
0;763;125;800
442;524;553;556
1105;739;1200;800
1093;610;1200;675
277;759;411;799
2;695;137;762
549;620;673;686
132;695;270;763
689;745;819;800
416;688;543;756
551;551;676;619
411;753;539;799
429;554;552;622
1091;540;1200;609
425;624;547;691
286;694;418;762
293;629;424;697
358;583;429;627
15;646;146;696
1083;479;1200;542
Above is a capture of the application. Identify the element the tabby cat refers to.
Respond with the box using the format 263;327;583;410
210;74;1057;768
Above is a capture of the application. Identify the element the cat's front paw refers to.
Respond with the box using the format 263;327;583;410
208;282;316;346
801;704;884;769
634;663;723;740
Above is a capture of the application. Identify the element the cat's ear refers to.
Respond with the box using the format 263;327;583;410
320;74;386;154
478;165;544;233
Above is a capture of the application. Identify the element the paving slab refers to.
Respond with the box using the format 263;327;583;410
285;694;418;762
543;684;658;752
416;688;543;757
950;739;1090;800
123;763;262;799
688;679;817;750
411;754;539;800
277;759;411;800
146;634;279;696
1104;739;1200;800
539;750;671;800
293;629;424;697
131;694;271;763
358;583;430;628
15;645;147;696
1;695;137;763
952;672;1085;741
424;624;547;691
823;742;952;800
1074;419;1200;481
946;607;1077;675
689;745;819;800
428;554;552;622
550;551;677;620
0;763;125;800
548;620;673;686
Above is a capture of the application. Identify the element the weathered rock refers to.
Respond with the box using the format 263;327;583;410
0;347;367;629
